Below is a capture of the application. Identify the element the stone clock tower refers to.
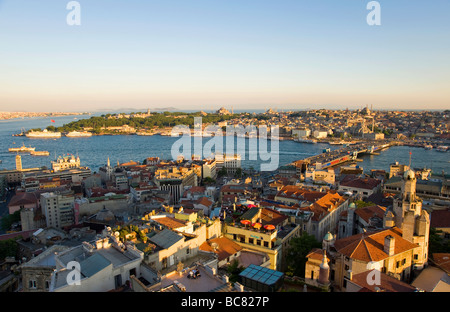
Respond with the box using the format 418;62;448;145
392;168;430;270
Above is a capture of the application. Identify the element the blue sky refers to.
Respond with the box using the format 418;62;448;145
0;0;449;112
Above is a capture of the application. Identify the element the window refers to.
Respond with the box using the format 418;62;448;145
29;280;37;289
45;280;50;290
345;264;349;271
257;240;261;246
263;241;269;248
249;238;254;244
414;254;418;260
396;261;400;268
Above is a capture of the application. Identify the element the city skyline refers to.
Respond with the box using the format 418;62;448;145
0;0;449;112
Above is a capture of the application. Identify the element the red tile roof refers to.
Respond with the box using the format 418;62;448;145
431;253;450;274
301;192;346;221
430;208;450;228
8;192;38;207
355;205;387;223
199;236;243;261
334;227;418;262
197;197;213;207
349;271;417;292
339;176;381;190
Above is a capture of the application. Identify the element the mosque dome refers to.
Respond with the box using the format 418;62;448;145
96;207;115;222
323;232;334;242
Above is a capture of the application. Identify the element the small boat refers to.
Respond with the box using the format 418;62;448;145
30;150;50;156
436;146;449;152
424;144;433;150
9;143;35;153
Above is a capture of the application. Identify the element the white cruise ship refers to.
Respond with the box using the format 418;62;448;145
25;129;61;138
65;131;93;137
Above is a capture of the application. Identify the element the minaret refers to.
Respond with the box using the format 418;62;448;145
318;249;330;285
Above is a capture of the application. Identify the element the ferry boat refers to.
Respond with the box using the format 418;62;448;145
30;150;50;156
436;146;449;152
9;143;35;153
65;131;93;137
26;129;61;138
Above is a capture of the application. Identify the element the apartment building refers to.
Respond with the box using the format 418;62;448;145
40;192;75;229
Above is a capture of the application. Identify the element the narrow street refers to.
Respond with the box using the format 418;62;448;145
0;189;15;235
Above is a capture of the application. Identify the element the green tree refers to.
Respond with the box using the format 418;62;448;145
285;233;322;277
227;259;245;283
354;200;375;209
429;227;450;255
217;167;228;178
0;239;18;260
234;168;242;179
1;211;21;231
202;177;216;185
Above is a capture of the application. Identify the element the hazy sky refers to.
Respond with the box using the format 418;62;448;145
0;0;449;112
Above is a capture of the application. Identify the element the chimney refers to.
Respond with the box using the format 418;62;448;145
384;235;395;256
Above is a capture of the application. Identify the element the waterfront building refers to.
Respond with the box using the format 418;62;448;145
51;154;81;172
16;154;22;171
304;168;336;185
292;128;311;138
389;162;410;178
312;129;328;139
214;154;241;175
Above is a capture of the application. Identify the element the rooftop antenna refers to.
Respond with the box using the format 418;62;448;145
408;150;412;168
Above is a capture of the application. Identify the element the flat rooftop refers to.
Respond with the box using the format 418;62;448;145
160;266;225;292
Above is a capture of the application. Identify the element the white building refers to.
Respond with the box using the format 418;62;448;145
215;154;241;174
292;129;311;138
50;233;144;292
313;130;328;139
